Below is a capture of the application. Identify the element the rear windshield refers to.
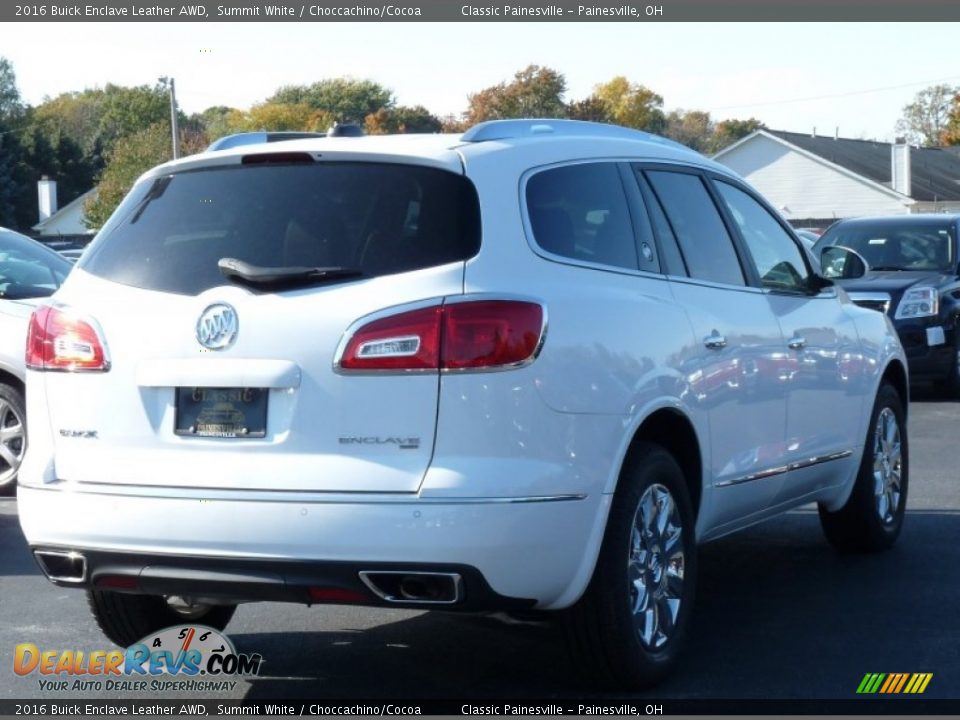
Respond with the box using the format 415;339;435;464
814;220;956;272
80;161;481;295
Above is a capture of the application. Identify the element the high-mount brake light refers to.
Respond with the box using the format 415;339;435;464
339;300;544;373
26;305;110;372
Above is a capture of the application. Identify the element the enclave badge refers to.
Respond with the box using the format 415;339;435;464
196;303;238;350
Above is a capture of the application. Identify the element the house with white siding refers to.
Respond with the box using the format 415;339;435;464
31;178;96;238
713;130;960;228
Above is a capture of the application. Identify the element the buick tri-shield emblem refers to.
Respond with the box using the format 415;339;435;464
196;303;238;350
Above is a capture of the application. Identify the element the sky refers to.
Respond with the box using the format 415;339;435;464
3;21;959;141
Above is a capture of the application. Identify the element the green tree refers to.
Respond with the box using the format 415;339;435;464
566;96;610;123
708;117;765;153
465;65;568;124
0;58;24;227
591;76;664;132
84;122;205;229
440;114;468;133
0;134;18;227
269;79;394;124
192;106;237;142
31;83;173;161
0;57;24;121
896;84;957;146
664;109;714;152
943;92;960;145
241;102;330;132
364;105;442;134
11;124;93;230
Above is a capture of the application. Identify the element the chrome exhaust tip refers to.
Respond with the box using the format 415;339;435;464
34;550;87;583
358;571;463;605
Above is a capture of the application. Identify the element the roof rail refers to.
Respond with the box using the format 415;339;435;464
206;131;328;152
461;119;686;149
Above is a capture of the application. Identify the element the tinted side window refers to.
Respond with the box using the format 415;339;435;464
645;170;744;286
0;231;72;299
526;163;639;271
635;172;687;277
714;181;810;292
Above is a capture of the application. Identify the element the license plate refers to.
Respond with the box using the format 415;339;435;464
175;387;267;438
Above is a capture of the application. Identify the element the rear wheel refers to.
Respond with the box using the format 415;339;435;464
565;443;696;689
87;590;237;647
0;383;26;497
818;382;908;552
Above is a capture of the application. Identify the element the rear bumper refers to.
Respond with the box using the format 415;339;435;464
28;548;535;612
17;484;609;610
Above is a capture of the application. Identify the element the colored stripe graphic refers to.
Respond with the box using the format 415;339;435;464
893;673;910;693
857;672;932;694
879;674;895;693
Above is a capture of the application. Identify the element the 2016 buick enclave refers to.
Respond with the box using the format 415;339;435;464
19;120;908;687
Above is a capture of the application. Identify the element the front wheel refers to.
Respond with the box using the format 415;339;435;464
87;590;237;647
818;382;908;552
565;443;697;689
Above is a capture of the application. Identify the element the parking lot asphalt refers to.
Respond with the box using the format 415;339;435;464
1;391;957;702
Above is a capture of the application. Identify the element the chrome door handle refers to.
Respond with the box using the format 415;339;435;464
704;332;727;350
788;336;806;350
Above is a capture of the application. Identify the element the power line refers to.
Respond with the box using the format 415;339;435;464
709;75;960;111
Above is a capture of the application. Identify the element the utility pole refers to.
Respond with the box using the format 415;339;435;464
159;76;180;159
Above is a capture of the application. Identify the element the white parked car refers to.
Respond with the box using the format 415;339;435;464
0;227;72;495
18;120;908;687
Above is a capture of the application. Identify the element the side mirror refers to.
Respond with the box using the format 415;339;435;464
820;245;868;280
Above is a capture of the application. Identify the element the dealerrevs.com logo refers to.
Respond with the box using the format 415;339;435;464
14;625;262;692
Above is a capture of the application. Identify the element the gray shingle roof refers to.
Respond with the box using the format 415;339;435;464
768;130;960;202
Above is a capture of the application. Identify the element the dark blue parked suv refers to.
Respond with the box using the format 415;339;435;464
813;214;960;395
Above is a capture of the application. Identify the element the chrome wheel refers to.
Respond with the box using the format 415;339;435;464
873;407;902;525
0;396;25;487
628;483;685;649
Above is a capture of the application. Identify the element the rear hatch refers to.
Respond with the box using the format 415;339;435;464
36;153;480;493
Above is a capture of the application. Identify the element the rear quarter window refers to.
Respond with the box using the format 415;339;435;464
80;162;481;295
525;162;645;272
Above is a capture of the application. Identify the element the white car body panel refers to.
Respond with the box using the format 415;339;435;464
18;123;908;611
41;264;464;493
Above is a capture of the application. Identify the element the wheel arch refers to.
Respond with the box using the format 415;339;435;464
550;402;707;610
881;358;909;418
620;407;704;522
820;357;908;513
0;369;25;395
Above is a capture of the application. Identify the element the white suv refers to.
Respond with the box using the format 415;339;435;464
18;120;908;687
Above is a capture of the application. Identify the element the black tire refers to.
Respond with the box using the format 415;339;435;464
0;383;26;497
565;443;697;689
818;382;908;552
87;590;237;647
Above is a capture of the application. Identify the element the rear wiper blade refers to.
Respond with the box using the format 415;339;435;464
129;176;173;225
218;257;363;289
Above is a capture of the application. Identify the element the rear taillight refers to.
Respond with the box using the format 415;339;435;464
338;300;544;373
26;305;110;372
